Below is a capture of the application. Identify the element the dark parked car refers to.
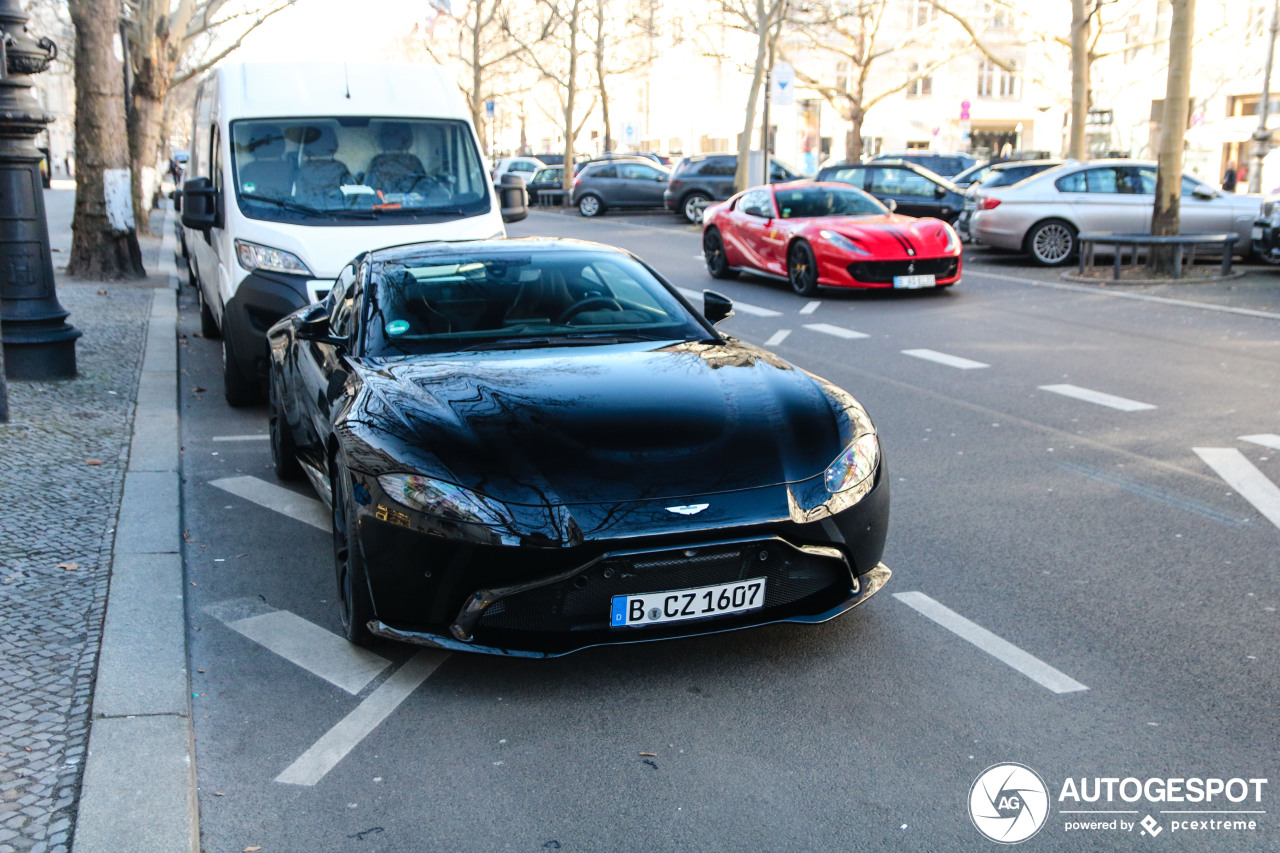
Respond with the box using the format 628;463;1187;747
665;154;806;223
816;160;965;224
957;159;1063;240
527;165;564;204
950;162;992;188
869;151;977;178
570;158;670;216
267;238;892;655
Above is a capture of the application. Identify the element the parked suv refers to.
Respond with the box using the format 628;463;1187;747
570;157;670;216
665;154;804;223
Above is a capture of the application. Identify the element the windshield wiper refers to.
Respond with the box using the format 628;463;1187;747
456;332;680;352
239;192;376;219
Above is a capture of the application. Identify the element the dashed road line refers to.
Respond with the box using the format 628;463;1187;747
223;609;391;695
210;475;329;531
799;300;821;315
211;434;269;442
1038;384;1156;412
901;348;989;370
764;330;791;347
1193;448;1280;531
803;322;869;340
893;591;1088;694
1241;434;1280;451
675;286;782;317
275;649;449;786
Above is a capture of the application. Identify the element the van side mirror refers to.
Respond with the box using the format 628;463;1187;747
703;290;735;324
498;173;528;223
181;177;220;231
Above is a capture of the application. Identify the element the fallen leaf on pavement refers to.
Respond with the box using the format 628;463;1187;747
57;563;78;571
191;386;206;393
96;289;106;294
244;847;261;851
85;459;103;466
638;752;657;757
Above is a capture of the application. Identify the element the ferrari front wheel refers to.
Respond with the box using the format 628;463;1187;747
703;228;738;279
788;241;820;297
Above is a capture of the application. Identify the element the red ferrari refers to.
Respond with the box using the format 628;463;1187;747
701;182;962;296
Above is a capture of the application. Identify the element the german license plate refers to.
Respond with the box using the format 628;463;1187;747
610;577;766;627
1253;226;1264;241
894;274;936;289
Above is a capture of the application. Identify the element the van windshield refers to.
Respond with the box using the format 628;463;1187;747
229;117;490;224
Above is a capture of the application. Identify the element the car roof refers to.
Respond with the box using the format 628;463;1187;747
990;159;1063;170
369;237;634;265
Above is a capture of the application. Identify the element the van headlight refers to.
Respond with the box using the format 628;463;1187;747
235;239;313;276
824;432;879;495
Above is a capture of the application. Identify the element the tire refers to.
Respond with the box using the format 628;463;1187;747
222;332;259;408
578;194;604;217
332;462;375;646
703;228;738;280
788;241;820;297
682;192;711;224
198;284;220;339
268;371;302;481
1025;220;1078;267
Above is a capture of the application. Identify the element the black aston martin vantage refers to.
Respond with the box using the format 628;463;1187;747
267;238;890;656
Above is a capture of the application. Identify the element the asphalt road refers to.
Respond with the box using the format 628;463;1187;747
179;210;1279;852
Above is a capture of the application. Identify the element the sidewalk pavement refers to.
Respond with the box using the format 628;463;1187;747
0;189;194;853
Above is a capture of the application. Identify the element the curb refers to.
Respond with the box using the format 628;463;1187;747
72;213;198;852
1059;269;1247;285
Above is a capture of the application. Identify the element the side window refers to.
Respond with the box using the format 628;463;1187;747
591;165;618;179
1181;175;1209;197
1081;167;1134;194
870;168;935;198
210;124;223;193
705;160;737;177
739;190;773;217
329;263;359;337
1134;168;1158;195
1055;171;1087;193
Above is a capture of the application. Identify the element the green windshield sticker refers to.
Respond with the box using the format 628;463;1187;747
386;319;410;336
242;182;256;193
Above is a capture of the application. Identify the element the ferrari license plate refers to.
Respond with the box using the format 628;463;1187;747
894;274;936;289
610;578;766;627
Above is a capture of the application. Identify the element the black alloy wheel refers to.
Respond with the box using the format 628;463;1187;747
332;462;374;646
703;229;738;279
788;241;820;297
268;372;302;481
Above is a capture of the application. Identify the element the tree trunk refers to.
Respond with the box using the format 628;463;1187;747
1149;0;1196;273
560;0;583;191
1068;0;1090;160
129;86;167;238
845;107;865;162
734;0;772;193
66;0;145;279
595;4;612;153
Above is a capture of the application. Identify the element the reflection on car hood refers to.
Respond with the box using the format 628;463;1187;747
360;340;845;507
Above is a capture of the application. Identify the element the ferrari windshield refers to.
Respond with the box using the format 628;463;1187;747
229;117;490;224
774;185;887;218
364;248;710;356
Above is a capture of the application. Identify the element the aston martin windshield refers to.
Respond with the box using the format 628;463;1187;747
365;249;709;355
230;117;490;223
774;185;887;219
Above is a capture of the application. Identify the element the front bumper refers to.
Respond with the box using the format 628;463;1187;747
224;271;313;380
1252;219;1280;260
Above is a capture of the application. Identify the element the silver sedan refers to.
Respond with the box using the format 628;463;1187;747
969;160;1262;266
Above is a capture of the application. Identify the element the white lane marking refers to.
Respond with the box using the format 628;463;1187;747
803;323;869;340
675;286;782;317
1038;384;1155;412
211;434;270;442
1194;448;1280;530
764;330;791;347
691;254;704;260
1241;434;1280;451
210;475;329;531
893;591;1088;694
901;348;990;370
225;610;390;695
799;300;821;315
276;650;448;786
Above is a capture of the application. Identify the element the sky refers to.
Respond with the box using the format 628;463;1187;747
237;0;431;62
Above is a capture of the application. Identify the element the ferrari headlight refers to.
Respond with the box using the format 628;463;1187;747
235;239;313;276
940;222;960;253
377;473;508;526
819;229;870;255
824;432;879;494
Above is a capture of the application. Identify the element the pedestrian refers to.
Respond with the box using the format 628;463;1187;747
1237;159;1249;188
1222;160;1238;192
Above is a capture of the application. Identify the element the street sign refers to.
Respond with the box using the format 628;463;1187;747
485;100;495;119
772;62;795;106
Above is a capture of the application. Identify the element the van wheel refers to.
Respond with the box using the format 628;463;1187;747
198;285;220;339
578;194;604;217
222;332;259;408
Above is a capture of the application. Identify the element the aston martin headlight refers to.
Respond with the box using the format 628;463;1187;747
377;473;509;526
234;239;313;276
824;432;879;494
819;229;870;255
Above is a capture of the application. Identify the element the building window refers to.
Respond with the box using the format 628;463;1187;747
977;57;1020;99
908;0;938;28
907;62;932;98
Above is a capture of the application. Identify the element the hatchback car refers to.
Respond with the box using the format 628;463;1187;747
527;165;564;204
571;158;671;216
492;156;545;183
665;154;806;223
970;160;1264;266
956;160;1063;240
816;160;965;224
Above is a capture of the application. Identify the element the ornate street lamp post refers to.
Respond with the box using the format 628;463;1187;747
0;0;79;379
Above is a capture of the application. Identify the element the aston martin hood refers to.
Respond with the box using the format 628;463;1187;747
363;341;847;507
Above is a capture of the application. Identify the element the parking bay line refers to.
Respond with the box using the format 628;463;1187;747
803;323;870;340
1038;384;1156;412
1241;434;1280;451
224;610;391;695
276;649;449;787
764;330;791;347
799;300;821;315
674;286;782;317
211;434;269;442
1193;448;1280;530
210;475;329;532
893;591;1088;694
901;348;990;370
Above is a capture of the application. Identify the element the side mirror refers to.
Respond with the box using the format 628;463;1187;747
498;173;528;223
180;177;220;231
1192;185;1217;200
885;198;897;213
703;290;735;325
295;305;346;347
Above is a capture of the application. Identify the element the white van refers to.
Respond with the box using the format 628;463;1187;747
179;61;526;405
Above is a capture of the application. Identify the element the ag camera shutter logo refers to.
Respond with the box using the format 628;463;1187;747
969;763;1050;844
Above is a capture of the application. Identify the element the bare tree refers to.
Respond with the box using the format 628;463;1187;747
1149;0;1196;273
592;0;657;154
1068;0;1092;158
123;0;296;235
714;0;788;192
66;0;144;279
